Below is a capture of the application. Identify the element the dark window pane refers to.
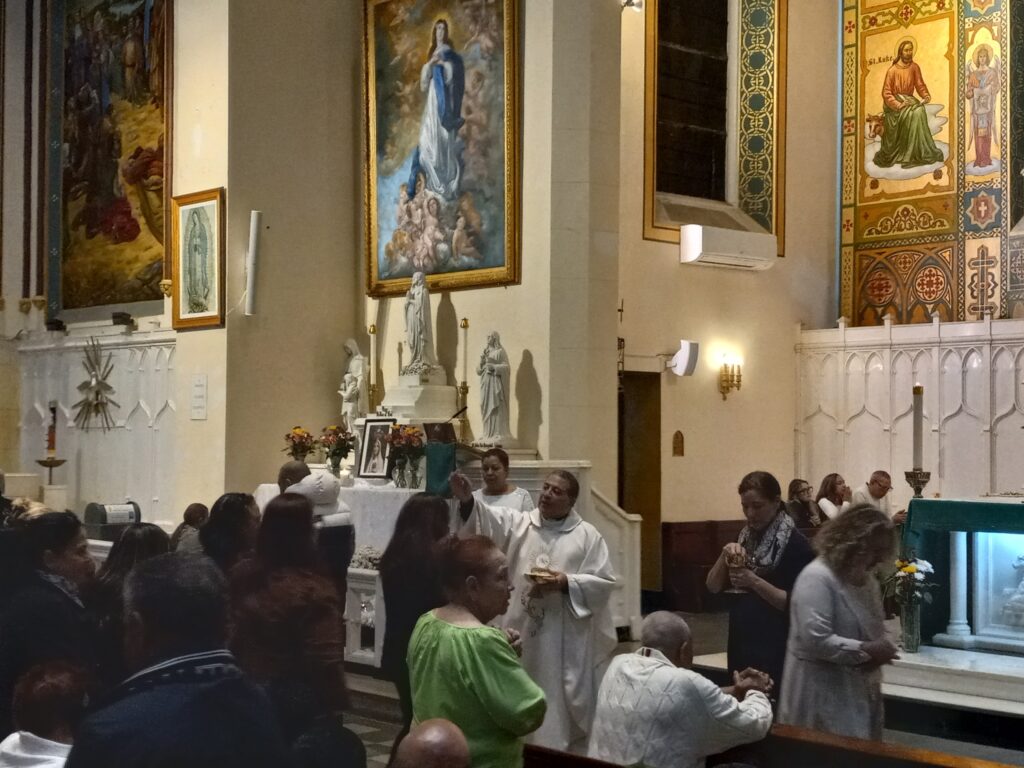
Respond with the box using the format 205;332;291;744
655;0;728;201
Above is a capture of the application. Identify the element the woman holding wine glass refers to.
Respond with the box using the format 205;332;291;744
706;471;814;696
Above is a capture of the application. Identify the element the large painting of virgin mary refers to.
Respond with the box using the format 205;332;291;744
364;0;519;297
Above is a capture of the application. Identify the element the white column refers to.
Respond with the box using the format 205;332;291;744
933;531;974;648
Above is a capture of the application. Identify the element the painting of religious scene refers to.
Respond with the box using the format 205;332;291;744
57;0;170;309
861;30;950;188
964;32;1002;178
170;188;224;330
365;0;519;297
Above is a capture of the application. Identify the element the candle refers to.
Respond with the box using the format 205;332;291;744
368;324;377;389
47;402;57;457
912;383;923;469
460;318;469;382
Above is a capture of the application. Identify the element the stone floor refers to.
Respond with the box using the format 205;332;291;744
345;713;401;765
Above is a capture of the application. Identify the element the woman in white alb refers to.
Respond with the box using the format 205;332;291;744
472;448;535;512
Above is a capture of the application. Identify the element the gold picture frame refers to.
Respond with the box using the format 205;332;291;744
363;0;520;297
170;188;225;330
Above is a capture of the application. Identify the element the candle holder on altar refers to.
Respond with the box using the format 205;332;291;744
905;468;931;499
457;381;470;443
36;457;67;485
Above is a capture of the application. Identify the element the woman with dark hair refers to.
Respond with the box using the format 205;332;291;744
785;479;822;528
170;503;208;553
0;512;98;737
706;471;814;694
472;449;535;512
816;472;851;520
779;505;897;740
408;535;546;768
0;661;91;764
380;493;451;755
199;493;259;573
229;494;359;764
87;523;170;685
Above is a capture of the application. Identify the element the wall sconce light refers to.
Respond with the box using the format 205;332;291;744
621;0;643;11
665;340;699;376
719;362;742;399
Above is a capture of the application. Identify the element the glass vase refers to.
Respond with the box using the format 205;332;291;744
393;455;408;488
409;456;422;489
901;602;921;653
328;454;342;476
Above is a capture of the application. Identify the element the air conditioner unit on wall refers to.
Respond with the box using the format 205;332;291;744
679;224;777;271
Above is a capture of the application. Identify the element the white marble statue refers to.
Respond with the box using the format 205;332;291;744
340;338;368;425
475;331;512;446
402;271;440;374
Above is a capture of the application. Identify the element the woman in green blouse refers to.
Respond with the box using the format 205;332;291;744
407;534;547;768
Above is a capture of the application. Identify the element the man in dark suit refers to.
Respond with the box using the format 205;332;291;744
65;554;291;768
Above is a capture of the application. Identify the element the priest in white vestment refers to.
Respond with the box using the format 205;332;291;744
449;470;618;753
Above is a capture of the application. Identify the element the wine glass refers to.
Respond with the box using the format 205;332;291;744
725;550;753;594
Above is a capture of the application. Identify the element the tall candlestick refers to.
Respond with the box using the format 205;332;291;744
368;324;378;410
460;318;469;383
912;383;923;469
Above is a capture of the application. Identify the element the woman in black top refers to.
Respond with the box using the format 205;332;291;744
379;493;451;757
706;471;814;696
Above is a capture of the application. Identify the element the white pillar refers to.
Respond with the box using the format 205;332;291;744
933;531;974;649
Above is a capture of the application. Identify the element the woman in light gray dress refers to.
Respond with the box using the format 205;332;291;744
778;504;898;740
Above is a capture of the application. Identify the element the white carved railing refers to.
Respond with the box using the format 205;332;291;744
590;487;642;639
18;327;177;521
796;315;1024;511
345;567;386;667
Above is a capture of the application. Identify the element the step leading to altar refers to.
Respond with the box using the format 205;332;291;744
694;647;1024;717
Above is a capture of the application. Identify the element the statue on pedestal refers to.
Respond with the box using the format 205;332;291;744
340;338;368;428
402;271;440;375
475;331;512;446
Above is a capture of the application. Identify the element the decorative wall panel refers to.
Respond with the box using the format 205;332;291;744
840;0;1022;324
18;331;176;521
796;317;1024;511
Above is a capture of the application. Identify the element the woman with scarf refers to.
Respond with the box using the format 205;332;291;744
706;471;814;695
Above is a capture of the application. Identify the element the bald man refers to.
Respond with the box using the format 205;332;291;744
589;612;773;768
392;719;470;768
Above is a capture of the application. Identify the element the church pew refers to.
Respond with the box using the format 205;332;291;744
523;725;1015;768
708;724;1017;768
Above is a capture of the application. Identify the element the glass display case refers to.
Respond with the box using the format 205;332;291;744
903;498;1024;655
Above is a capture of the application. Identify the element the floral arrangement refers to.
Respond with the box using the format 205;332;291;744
283;426;316;460
385;425;426;460
350;544;383;571
883;554;937;605
318;425;355;465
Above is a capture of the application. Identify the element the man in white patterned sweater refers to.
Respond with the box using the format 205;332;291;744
588;612;772;768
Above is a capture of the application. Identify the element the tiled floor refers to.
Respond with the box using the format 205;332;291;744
346;713;401;765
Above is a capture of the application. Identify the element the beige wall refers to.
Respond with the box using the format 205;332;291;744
222;0;362;495
618;0;839;522
170;0;229;514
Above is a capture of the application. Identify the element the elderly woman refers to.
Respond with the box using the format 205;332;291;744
472;449;535;512
785;479;822;528
816;473;852;520
408;535;546;768
706;471;814;692
779;504;898;740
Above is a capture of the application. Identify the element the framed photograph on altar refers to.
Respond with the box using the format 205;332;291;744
363;0;520;297
170;188;225;330
359;418;397;478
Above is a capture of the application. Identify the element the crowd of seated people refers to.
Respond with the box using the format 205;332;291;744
0;458;911;768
